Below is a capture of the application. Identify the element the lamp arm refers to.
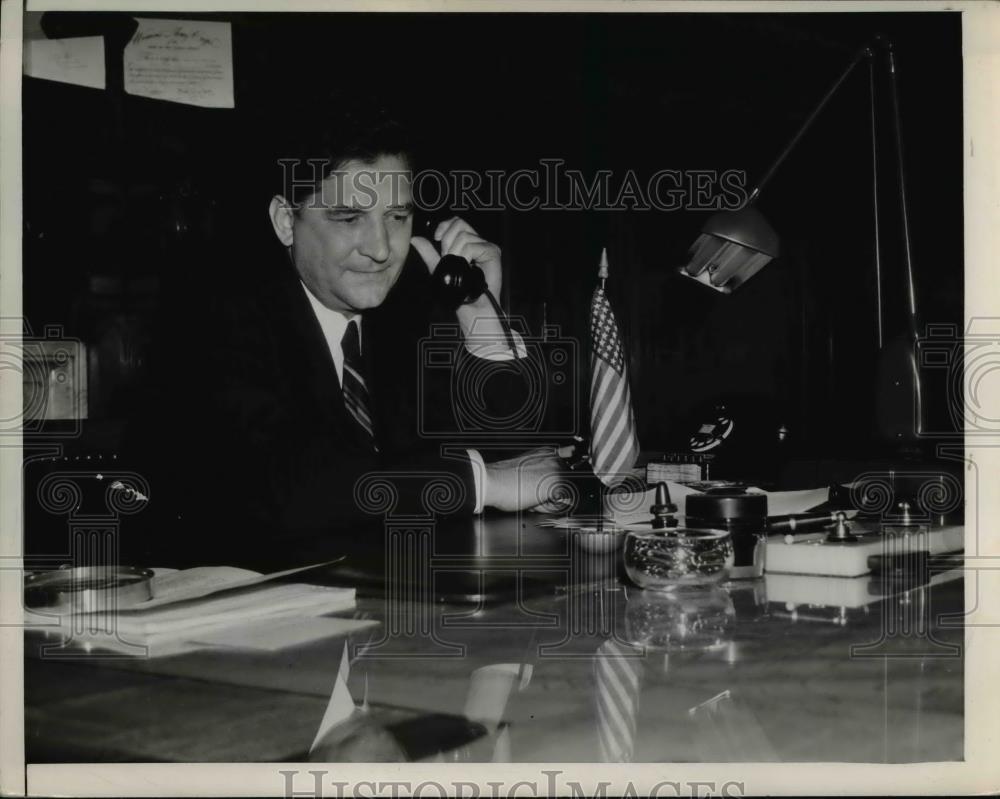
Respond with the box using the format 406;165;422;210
748;43;875;204
886;41;919;335
885;40;923;435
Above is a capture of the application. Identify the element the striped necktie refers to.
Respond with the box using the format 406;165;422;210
594;639;643;762
341;319;377;451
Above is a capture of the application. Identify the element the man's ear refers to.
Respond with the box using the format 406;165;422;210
268;195;295;247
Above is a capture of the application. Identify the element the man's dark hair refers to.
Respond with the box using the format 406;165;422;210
277;90;415;207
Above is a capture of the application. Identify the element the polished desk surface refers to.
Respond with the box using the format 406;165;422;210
25;514;964;763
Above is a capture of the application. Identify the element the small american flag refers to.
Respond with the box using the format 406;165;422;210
589;249;640;486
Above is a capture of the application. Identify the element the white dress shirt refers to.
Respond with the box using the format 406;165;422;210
301;282;361;386
301;281;518;513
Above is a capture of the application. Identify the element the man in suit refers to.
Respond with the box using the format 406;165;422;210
133;97;567;566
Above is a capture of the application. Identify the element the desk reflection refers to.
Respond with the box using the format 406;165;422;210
24;515;963;764
297;573;959;764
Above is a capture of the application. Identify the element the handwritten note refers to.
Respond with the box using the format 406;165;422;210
124;18;233;108
23;36;105;90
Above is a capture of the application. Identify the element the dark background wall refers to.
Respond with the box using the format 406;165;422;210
23;11;964;466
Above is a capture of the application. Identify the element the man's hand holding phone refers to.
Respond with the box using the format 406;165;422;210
411;216;507;343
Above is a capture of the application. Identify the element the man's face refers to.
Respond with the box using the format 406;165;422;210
290;154;413;314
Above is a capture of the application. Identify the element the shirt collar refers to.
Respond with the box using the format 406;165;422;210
300;281;362;347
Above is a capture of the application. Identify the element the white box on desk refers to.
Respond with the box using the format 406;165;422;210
764;524;964;577
765;568;962;609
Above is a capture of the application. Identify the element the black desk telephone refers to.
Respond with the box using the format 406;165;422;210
417;215;518;354
416;216;488;308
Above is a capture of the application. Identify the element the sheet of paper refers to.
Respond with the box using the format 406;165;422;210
23;36;105;90
539;482;831;527
747;486;830;517
189;616;377;652
138;557;345;609
26;586;360;657
117;583;356;634
124;18;234;108
607;482;703;526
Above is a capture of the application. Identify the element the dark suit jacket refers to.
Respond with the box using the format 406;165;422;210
128;245;532;567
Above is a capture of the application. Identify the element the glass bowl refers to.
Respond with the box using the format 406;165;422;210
623;527;734;592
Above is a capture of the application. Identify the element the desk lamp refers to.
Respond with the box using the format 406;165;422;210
679;38;924;440
680;42;873;293
680;37;917;334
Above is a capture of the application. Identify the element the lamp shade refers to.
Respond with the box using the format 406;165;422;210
680;208;781;293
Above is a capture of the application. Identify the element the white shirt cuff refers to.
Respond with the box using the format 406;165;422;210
467;448;486;514
464;329;528;361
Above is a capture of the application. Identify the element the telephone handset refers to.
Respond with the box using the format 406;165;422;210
415;216;488;309
415;214;519;355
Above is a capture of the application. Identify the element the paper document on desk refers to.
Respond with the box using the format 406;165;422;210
745;486;830;517
607;481;704;527
113;583;357;635
611;484;830;524
541;482;831;528
25;580;365;657
137;557;345;609
190;615;377;652
25;581;358;636
24;557;361;657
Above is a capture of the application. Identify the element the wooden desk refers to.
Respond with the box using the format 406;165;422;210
25;515;964;763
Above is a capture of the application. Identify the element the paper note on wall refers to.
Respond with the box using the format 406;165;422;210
124;18;234;108
23;36;106;90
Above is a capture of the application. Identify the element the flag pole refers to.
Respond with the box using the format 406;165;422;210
598;247;609;290
597;247;609;532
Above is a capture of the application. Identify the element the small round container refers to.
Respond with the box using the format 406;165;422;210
623;527;734;592
686;487;768;580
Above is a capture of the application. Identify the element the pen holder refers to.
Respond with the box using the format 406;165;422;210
623;527;734;592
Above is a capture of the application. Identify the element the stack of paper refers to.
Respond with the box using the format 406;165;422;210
25;561;375;657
